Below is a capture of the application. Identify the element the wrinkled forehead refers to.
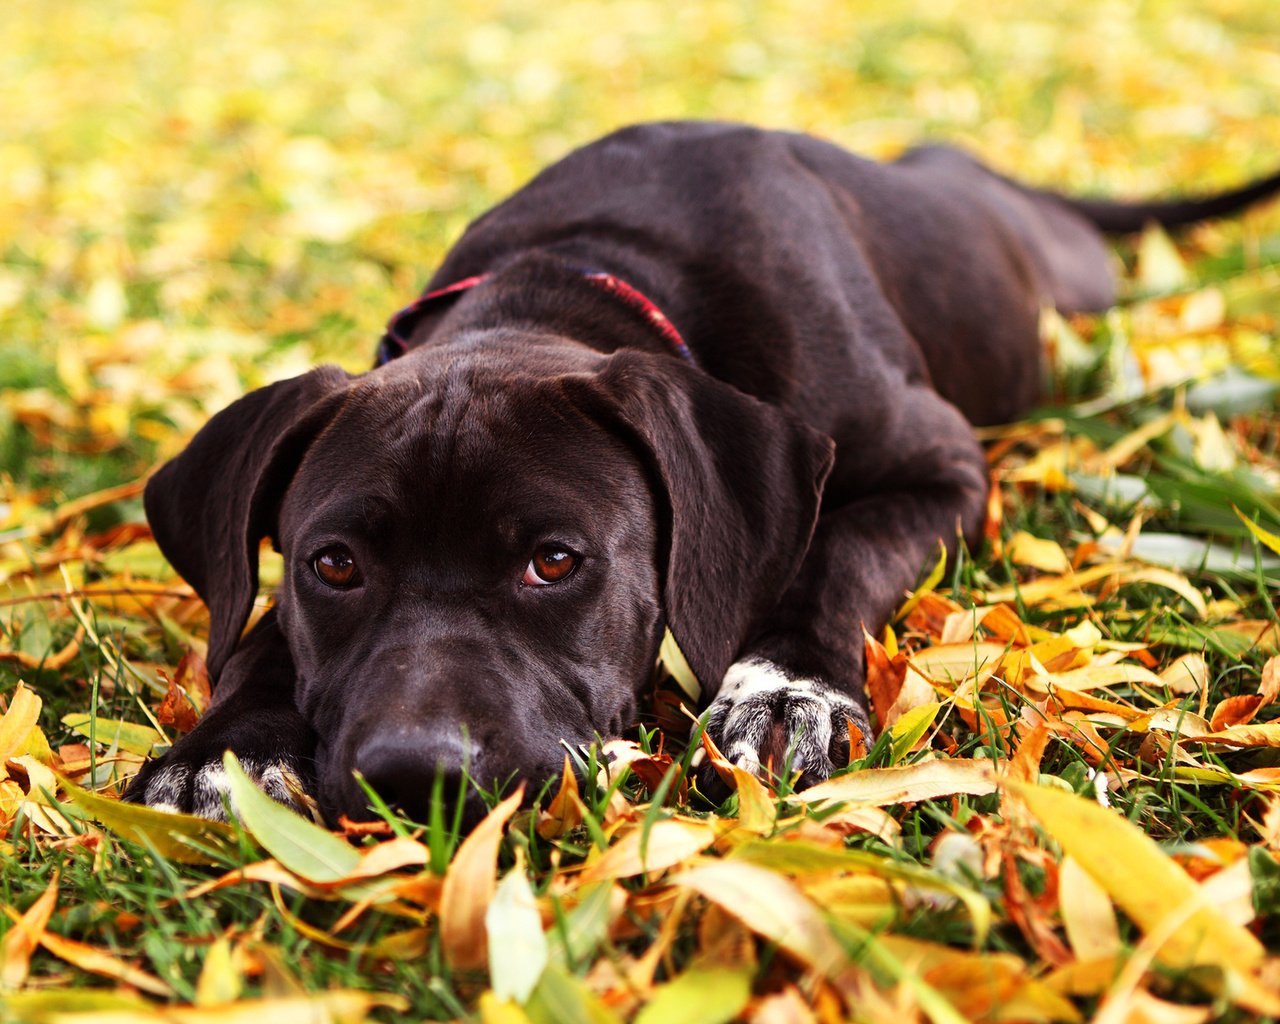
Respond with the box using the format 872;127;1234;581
279;357;642;533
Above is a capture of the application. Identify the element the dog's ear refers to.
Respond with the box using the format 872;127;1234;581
145;366;351;681
582;351;835;691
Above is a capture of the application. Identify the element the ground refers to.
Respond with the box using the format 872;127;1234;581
2;0;1280;1021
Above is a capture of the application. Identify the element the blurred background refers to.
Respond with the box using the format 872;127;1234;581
2;0;1279;498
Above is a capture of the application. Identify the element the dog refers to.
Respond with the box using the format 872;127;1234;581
125;121;1280;824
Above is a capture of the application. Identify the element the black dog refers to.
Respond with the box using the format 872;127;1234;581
126;121;1280;823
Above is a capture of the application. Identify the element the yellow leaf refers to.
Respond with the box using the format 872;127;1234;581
480;992;536;1024
1058;856;1121;961
35;928;174;998
1158;653;1207;694
440;789;524;970
195;937;241;1006
670;860;846;978
1007;531;1072;573
1028;663;1166;693
61;779;238;865
578;820;716;884
1235;506;1280;558
1180;723;1280;748
1;870;58;990
909;642;1008;685
888;701;941;761
729;765;776;834
1136;222;1189;293
536;756;583;840
797;758;997;807
658;628;701;701
1006;779;1264;972
61;714;165;757
0;682;42;763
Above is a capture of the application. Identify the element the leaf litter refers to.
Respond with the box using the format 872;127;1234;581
3;0;1280;1020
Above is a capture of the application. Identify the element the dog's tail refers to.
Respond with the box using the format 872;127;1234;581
1044;168;1280;234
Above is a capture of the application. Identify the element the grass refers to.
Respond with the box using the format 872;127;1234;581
3;0;1280;1020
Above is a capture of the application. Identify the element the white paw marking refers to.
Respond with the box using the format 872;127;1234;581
708;658;866;781
143;757;307;822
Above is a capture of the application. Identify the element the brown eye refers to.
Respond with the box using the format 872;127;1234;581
313;546;360;589
522;546;578;586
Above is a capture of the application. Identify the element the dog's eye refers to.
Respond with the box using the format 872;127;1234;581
522;546;578;586
313;546;361;589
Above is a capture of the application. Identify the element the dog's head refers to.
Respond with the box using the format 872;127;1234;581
145;336;832;822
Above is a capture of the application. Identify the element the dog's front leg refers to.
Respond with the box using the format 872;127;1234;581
701;385;989;790
124;609;318;820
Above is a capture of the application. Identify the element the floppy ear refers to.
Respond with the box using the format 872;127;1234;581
144;366;352;681
582;352;835;691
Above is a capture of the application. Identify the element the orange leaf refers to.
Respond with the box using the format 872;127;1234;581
36;929;173;997
1;870;58;989
1210;694;1264;731
536;756;583;840
1259;656;1280;707
156;651;211;734
1009;722;1052;783
439;788;523;970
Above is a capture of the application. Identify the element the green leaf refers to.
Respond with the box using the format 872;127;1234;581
487;861;549;1004
61;714;165;757
526;964;622;1024
633;967;752;1024
658;628;700;701
60;778;238;864
889;701;941;762
549;882;614;968
221;751;361;883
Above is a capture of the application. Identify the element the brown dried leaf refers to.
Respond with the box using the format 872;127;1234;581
439;788;523;970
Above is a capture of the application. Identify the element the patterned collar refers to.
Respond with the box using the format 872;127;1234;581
375;268;694;367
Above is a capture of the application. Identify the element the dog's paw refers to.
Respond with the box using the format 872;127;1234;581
130;754;312;822
699;658;870;792
123;705;318;822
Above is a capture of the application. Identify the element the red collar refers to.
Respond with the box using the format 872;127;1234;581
375;269;694;367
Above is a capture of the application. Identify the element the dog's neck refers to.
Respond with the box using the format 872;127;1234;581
376;257;693;368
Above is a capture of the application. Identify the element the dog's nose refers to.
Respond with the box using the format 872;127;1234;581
353;725;480;823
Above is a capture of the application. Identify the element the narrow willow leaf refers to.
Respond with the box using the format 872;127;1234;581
889;701;940;762
440;789;524;970
797;758;997;807
61;714;164;756
1007;779;1264;972
488;857;549;1004
61;779;238;865
633;966;752;1024
670;860;846;977
222;752;360;883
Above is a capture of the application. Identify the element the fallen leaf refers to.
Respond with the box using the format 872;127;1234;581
579;820;716;884
488;854;549;1005
633;966;752;1024
797;758;997;806
222;751;360;884
671;860;847;978
1;870;58;990
1006;779;1264;972
1058;855;1121;961
440;788;524;970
